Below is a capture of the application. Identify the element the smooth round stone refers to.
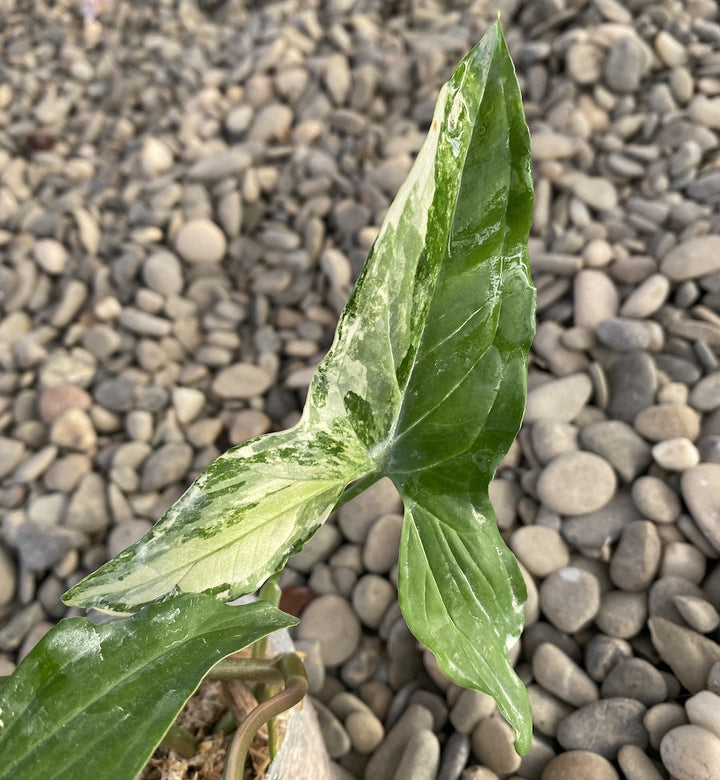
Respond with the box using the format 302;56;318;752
345;709;384;754
596;590;647;639
537;451;617;515
649;616;720;693
649;576;706;624
338;478;402;543
596;317;652;351
579;420;651;483
524;373;593;424
607;351;657;424
471;715;521;775
140;137;173;176
32;238;68;274
619;273;670;318
510;526;570;578
142;252;184;296
541;750;618;780
212;362;272;399
673;595;720;633
532;642;599;707
531;421;578;464
528;684;573;738
351;574;394;630
298;594;361;666
49;408;97;452
363;513;402;574
449;689;496;734
682;464;720;553
539;567;600;632
632;476;682;523
140;442;193;492
313;699;351;758
689;372;720;412
573;175;618;211
662;543;706;584
634;404;701;442
584;634;633;681
652;437;700;471
660;235;720;281
686;691;720;739
38;384;92;423
562;491;641;550
364;704;434;780
610;521;661;591
617;744;664;780
107;519;152;557
557;698;648;759
645;702;688;750
600;658;667;706
174;218;227;264
660;725;720;780
393;729;440;780
573;270;618;329
438;731;472;780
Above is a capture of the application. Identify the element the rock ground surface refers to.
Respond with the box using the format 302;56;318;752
2;0;720;778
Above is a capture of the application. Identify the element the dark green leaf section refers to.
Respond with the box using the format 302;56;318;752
0;597;296;780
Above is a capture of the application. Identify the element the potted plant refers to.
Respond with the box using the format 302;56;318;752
0;18;535;778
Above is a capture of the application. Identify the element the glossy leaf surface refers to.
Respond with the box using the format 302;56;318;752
64;20;534;751
0;597;296;780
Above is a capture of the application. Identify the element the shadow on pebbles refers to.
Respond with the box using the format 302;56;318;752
2;0;720;778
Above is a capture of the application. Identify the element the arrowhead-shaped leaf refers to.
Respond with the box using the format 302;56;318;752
64;20;534;751
0;596;296;780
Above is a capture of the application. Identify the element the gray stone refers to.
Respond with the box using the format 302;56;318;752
140;442;193;492
0;601;45;652
532;642;599;707
580;420;652;483
660;725;720;780
142;252;184;296
619;273;670;318
661;236;720;281
631;476;681;524
65;471;110;533
212;363;272;399
364;704;434;780
471;716;521;776
596;317;652;351
649;617;720;693
49;409;97;452
600;658;667;706
511;525;570;578
537;451;617;515
557;698;648;759
604;35;648;93
14;520;82;571
540;566;600;632
392;730;440;780
525;373;592;424
298;594;361;667
542;750;619;779
574;270;618;329
438;732;471;780
610;521;661;591
345;709;384;754
596;590;647;639
186;147;252;181
313;698;351;759
584;634;633;681
107;519;152;558
563;491;641;550
449;689;496;734
174;218;227;264
351;574;395;629
682;464;720;553
607;351;657;424
363;513;402;573
0;543;17;606
0;437;27;479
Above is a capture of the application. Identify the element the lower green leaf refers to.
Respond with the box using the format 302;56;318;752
397;489;532;754
0;596;297;780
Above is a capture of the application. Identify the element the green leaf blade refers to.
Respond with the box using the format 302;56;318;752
0;596;296;780
64;425;372;613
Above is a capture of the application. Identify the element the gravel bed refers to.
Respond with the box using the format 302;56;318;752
2;0;720;778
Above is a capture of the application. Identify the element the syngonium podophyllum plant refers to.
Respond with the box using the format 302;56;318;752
0;19;536;778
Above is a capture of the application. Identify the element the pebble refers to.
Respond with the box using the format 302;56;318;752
363;704;434;780
49;408;97;452
557;698;648;759
562;491;641;550
610;521;661;591
652;438;700;471
539;567;600;632
681;464;720;553
392;730;440;780
142;252;184;296
438;732;472;780
0;545;17;606
14;521;82;572
351;574;394;630
107;520;152;558
600;658;667;706
619;745;664;780
631;475;681;524
32;239;68;275
174;218;227;264
584;635;633;681
0;437;27;479
634;404;701;442
660;235;720;281
363;514;402;574
579;420;651;482
532;642;599;707
211;363;273;399
686;691;720;739
644;702;688;751
650;617;720;693
604;34;647;93
139;441;193;492
619;273;670;318
541;750;618;780
607;351;657;424
596;589;647;639
536;451;617;515
471;716;520;776
660;725;720;780
298;594;361;667
524;373;592;424
345;709;384;754
573;270;618;329
672;595;720;633
449;689;496;734
510;526;570;578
